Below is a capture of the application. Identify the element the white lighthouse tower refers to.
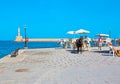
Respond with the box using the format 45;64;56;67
15;27;23;42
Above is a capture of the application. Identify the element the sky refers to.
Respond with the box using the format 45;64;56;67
0;0;120;40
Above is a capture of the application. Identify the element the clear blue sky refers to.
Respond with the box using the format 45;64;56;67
0;0;120;40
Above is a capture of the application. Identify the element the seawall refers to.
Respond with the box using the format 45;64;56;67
14;38;68;42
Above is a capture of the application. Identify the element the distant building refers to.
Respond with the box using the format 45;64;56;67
15;27;23;42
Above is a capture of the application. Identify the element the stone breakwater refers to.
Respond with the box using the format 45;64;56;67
15;38;62;42
0;47;120;84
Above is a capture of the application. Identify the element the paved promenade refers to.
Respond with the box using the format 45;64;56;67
0;47;120;84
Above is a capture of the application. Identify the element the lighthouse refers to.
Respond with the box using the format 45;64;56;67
15;27;23;42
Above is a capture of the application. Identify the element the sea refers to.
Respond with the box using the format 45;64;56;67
0;41;60;58
0;40;118;59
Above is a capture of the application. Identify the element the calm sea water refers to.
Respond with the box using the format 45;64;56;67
0;41;60;58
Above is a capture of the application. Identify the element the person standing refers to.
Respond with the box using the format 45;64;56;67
98;36;102;50
76;36;83;54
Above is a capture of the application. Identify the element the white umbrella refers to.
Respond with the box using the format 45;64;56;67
75;29;90;34
67;31;76;38
67;31;76;34
96;34;109;37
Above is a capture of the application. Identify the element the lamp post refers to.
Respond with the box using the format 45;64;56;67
24;24;28;49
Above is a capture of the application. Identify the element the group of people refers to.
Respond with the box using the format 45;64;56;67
98;36;120;56
58;36;120;56
76;36;120;56
58;36;91;54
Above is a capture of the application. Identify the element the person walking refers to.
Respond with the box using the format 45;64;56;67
76;36;83;54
